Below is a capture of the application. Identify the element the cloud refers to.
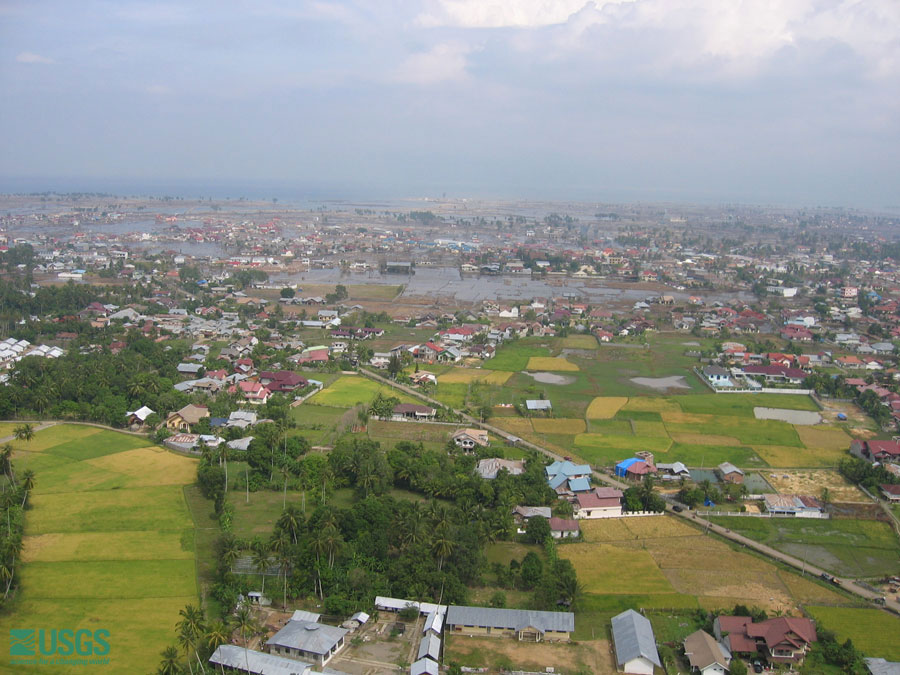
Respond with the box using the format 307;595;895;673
416;0;599;28
392;42;475;85
15;51;54;65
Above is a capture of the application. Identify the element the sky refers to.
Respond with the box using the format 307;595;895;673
1;0;899;207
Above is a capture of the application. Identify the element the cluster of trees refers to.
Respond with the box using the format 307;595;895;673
838;456;899;491
0;425;37;607
677;478;747;509
0;333;191;425
623;477;667;512
157;602;250;675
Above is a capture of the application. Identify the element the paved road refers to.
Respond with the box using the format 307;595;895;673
358;368;900;617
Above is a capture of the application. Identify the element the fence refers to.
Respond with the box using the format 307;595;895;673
696;510;829;519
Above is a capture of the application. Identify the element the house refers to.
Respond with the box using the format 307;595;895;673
476;458;525;480
416;633;441;662
714;615;816;665
657;462;690;479
716;462;744;484
265;619;348;667
851;439;900;464
177;362;204;376
512;506;551;528
411;371;438;386
235;380;271;405
865;657;900;675
545;460;592;494
259;370;308;393
615;458;656;480
683;629;730;675
228;410;258;428
549;517;580;539
880;484;900;503
703;366;733;388
166;404;209;431
391;404;436;421
451;428;489;449
742;364;806;384
763;494;826;517
575;487;624;519
611;609;661;675
445;606;574;642
525;399;552;413
125;405;155;426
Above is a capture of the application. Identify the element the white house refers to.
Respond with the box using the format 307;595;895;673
611;610;661;675
684;630;730;675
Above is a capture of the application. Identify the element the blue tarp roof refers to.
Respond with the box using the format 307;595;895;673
615;457;641;477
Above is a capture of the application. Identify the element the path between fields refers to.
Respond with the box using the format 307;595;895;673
0;420;57;443
357;368;900;617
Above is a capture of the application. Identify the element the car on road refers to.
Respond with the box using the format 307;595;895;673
672;504;684;512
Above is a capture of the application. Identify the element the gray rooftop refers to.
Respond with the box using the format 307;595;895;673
446;606;574;633
525;399;552;410
611;609;661;668
865;657;900;675
266;620;348;655
417;633;441;661
209;645;313;675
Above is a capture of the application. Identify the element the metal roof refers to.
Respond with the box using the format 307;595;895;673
416;633;441;661
525;399;552;410
266;620;348;655
611;610;661;668
446;606;574;633
410;658;439;675
209;645;313;675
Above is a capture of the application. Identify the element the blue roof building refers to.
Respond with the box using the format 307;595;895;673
615;458;641;478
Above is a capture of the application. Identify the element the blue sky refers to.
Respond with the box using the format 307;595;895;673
1;0;898;207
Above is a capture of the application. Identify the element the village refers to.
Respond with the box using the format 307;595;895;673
2;194;900;674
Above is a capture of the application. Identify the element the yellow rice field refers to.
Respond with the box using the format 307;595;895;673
586;397;629;419
438;368;513;385
531;418;587;434
526;356;580;372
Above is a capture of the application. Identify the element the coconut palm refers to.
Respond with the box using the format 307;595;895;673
250;540;271;595
431;523;454;571
205;619;230;651
176;604;206;674
13;424;34;444
276;505;303;545
0;444;15;487
233;604;255;674
19;470;34;508
157;645;181;675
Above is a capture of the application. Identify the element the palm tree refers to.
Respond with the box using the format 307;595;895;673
233;605;255;674
251;540;271;595
431;523;454;571
157;645;181;675
0;444;16;487
221;537;241;572
19;470;34;508
0;558;15;599
13;424;34;444
205;619;230;652
277;505;303;545
276;546;293;610
176;604;206;674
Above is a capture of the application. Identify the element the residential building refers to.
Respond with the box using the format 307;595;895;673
683;629;730;675
611;609;662;675
714;615;817;665
548;517;580;539
166;404;209;431
575;487;624;519
451;428;489;449
716;462;744;484
476;458;525;480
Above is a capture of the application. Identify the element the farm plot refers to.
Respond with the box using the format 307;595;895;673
572;516;814;615
560;335;600;350
586;397;629;419
677;394;819;416
764;470;867;503
806;606;900;661
752;443;846;468
531;418;586;434
438;368;512;385
483;343;550;372
795;425;852;451
306;375;418;408
708;516;900;578
526;356;579;371
0;424;200;671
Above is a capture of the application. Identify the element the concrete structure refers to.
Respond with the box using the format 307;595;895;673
575;487;624;519
476;458;525;480
451;428;489;449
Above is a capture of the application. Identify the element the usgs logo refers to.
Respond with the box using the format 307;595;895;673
10;629;110;656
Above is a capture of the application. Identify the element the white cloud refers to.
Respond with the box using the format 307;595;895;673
416;0;601;28
393;42;474;85
16;51;54;65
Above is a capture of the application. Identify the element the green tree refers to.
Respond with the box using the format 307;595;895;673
156;645;181;675
13;424;34;443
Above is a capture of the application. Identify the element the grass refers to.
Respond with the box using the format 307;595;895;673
806;606;900;661
560;335;599;349
560;543;676;594
665;443;765;469
306;375;418;408
677;393;819;416
531;418;586;434
753;444;846;468
368;419;466;444
22;530;194;563
795;425;852;451
586;397;629;419
229;489;312;539
485;541;544;566
526;356;580;371
0;423;201;671
708;516;900;578
483;342;550;372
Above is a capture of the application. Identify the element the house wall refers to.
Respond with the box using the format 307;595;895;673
576;505;623;519
622;656;655;675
